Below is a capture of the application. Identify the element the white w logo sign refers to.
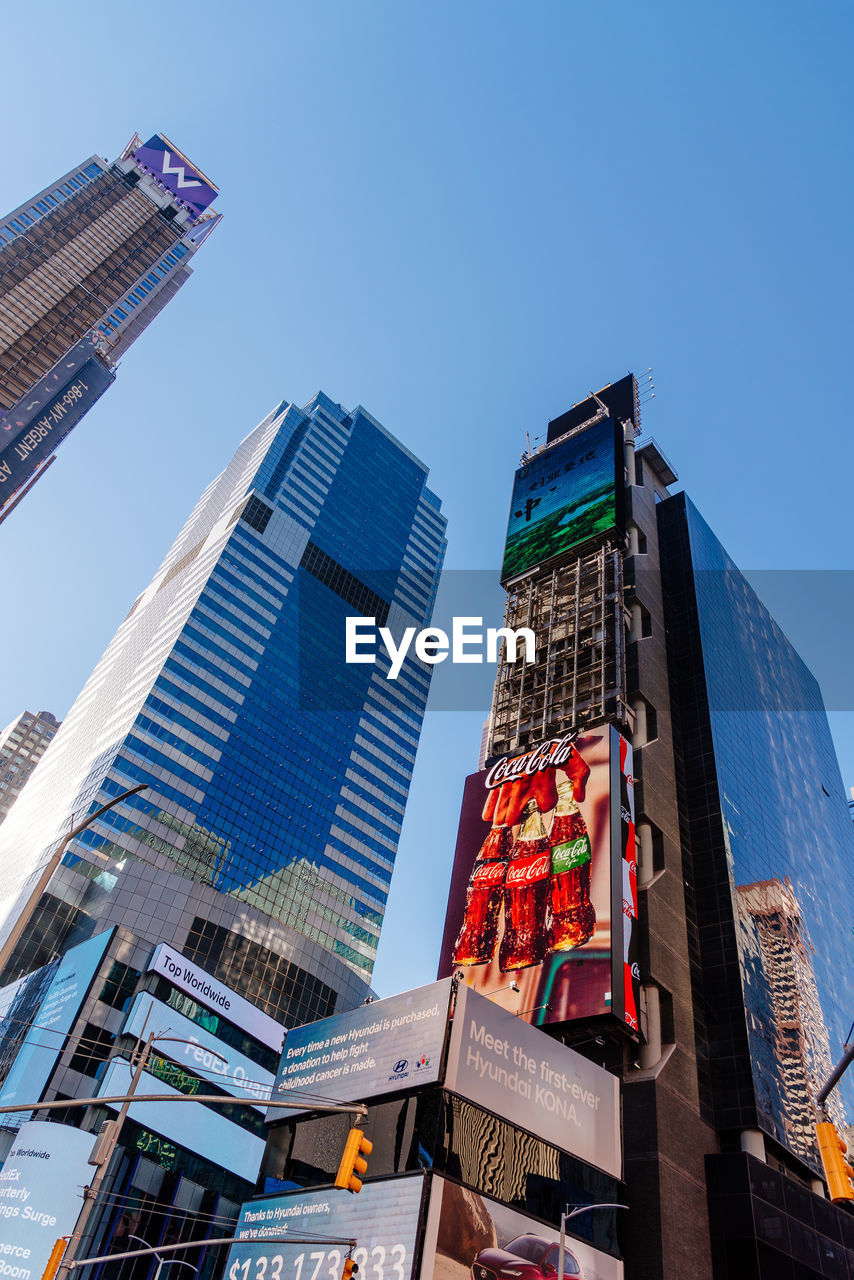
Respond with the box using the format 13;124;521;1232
161;152;202;190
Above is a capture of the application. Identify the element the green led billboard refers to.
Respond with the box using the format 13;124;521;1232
501;416;622;582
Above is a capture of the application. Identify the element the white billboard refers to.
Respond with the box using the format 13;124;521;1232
147;943;285;1052
122;993;275;1110
446;984;621;1178
267;979;451;1121
0;1122;95;1275
226;1175;425;1280
98;1058;264;1183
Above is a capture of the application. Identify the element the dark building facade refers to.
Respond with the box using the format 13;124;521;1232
464;376;854;1279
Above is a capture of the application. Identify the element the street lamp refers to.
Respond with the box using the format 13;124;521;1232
0;781;148;979
558;1202;628;1279
126;1236;199;1280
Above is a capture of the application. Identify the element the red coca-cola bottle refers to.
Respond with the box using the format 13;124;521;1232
500;802;551;970
549;773;596;951
453;858;507;966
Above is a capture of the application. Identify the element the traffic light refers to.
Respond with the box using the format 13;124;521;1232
42;1238;68;1280
341;1260;359;1280
816;1121;854;1202
335;1127;373;1193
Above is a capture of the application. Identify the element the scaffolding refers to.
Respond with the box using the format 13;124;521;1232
487;540;630;760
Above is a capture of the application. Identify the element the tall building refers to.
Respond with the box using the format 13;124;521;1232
0;132;220;519
0;390;446;1030
0;710;60;824
439;375;854;1279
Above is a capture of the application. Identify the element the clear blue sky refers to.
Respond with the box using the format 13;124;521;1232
1;1;853;998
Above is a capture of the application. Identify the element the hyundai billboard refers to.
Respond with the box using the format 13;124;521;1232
438;727;639;1036
267;980;451;1122
226;1175;426;1280
422;1175;624;1280
501;417;623;584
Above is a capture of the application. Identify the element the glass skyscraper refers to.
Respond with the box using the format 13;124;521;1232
659;494;854;1153
0;391;446;1025
0;132;220;519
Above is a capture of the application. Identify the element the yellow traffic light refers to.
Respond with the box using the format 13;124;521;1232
816;1121;854;1202
335;1127;373;1193
42;1238;68;1280
341;1260;359;1280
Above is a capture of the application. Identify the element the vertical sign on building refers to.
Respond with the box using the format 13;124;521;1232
438;727;639;1034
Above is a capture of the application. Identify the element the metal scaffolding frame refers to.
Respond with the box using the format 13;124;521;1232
487;540;630;760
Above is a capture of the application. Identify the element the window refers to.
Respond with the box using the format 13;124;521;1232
99;960;140;1010
67;1023;115;1076
241;495;274;534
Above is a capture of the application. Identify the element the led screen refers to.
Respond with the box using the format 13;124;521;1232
422;1174;624;1280
438;727;639;1035
501;416;622;583
225;1175;425;1280
0;930;113;1127
267;980;451;1122
446;984;621;1176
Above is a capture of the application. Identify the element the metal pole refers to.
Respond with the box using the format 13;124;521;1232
57;1024;157;1280
0;782;148;977
558;1203;629;1278
817;1041;854;1113
69;1236;358;1269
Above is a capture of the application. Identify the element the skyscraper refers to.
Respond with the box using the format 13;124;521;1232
0;132;220;519
440;375;854;1279
0;391;446;1028
0;710;60;824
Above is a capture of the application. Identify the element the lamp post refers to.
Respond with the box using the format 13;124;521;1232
126;1236;199;1280
0;781;148;979
558;1202;628;1279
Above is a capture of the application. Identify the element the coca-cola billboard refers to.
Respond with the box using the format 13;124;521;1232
438;724;639;1035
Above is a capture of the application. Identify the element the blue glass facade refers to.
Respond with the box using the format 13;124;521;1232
0;393;445;1025
660;492;854;1170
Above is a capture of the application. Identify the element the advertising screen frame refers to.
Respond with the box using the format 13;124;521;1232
225;1174;428;1280
421;1172;624;1280
437;727;639;1038
501;415;625;585
267;979;452;1122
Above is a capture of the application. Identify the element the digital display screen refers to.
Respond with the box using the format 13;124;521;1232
438;727;639;1036
267;980;451;1122
501;416;622;583
226;1175;426;1280
422;1174;624;1279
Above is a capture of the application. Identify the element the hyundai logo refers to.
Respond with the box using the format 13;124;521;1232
393;1059;408;1074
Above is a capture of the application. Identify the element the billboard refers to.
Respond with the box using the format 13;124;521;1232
422;1174;624;1280
0;356;115;508
501;416;623;583
98;1057;265;1184
445;985;621;1177
438;727;639;1036
267;980;451;1122
225;1175;426;1280
0;930;113;1128
147;942;285;1052
0;1122;96;1275
122;993;275;1109
132;134;219;218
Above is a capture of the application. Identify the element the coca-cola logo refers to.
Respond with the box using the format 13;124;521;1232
473;861;505;886
506;853;551;885
627;859;637;877
631;961;640;979
484;733;578;790
620;805;632;825
622;900;635;918
624;1011;638;1031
